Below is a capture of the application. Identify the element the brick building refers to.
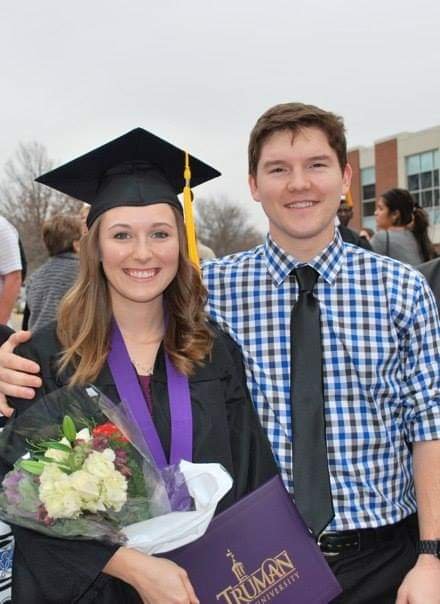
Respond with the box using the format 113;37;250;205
348;125;440;244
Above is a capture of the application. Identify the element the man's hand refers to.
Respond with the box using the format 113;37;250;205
0;330;41;416
396;556;440;603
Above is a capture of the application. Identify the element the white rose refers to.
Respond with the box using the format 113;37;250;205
102;448;115;463
81;497;107;514
100;470;128;512
70;470;101;502
83;450;115;479
54;491;83;519
39;463;68;487
45;437;71;464
39;465;82;519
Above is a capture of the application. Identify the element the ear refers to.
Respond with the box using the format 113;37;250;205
248;174;260;203
391;210;401;225
341;163;352;195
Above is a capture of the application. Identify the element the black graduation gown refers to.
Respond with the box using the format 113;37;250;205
1;322;278;603
338;225;372;251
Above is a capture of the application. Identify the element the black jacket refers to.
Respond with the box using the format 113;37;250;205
3;322;278;603
418;257;440;312
338;225;372;251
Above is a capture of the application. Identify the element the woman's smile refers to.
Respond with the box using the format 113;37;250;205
122;268;160;280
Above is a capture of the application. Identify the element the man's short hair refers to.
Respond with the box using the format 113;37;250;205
248;102;347;177
42;214;82;256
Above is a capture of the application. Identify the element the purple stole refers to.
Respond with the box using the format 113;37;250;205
107;322;193;469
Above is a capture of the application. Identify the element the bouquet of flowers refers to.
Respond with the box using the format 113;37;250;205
0;386;232;553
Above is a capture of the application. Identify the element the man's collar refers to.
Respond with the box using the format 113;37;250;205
264;230;345;287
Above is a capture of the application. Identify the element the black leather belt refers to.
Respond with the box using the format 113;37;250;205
317;515;417;557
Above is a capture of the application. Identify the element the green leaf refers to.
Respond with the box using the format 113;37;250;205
62;416;77;442
40;441;72;453
55;464;73;474
39;456;66;465
19;460;45;475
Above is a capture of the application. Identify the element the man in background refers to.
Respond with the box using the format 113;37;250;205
0;216;22;325
337;196;372;250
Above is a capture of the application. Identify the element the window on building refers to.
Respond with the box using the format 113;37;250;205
406;150;439;224
361;167;376;229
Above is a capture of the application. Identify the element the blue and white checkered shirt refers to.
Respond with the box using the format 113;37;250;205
203;230;440;530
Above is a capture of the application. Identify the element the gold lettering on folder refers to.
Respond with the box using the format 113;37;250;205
216;549;300;603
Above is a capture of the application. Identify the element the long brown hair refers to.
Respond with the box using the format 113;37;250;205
57;207;213;385
381;188;437;262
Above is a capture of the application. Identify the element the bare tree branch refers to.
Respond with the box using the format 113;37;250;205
195;195;263;257
0;142;81;273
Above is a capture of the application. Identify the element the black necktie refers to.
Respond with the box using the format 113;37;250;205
291;266;334;537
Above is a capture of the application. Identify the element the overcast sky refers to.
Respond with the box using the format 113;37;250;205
1;0;439;231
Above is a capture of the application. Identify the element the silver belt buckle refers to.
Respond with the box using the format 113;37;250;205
317;530;340;557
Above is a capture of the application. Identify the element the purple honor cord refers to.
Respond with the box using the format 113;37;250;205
108;322;193;469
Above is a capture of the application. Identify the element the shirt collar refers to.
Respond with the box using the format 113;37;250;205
264;228;346;287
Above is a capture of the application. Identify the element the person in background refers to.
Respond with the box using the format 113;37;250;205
336;195;353;227
336;197;372;250
26;214;82;332
0;217;22;325
0;322;14;601
359;227;374;242
371;188;437;265
418;256;440;312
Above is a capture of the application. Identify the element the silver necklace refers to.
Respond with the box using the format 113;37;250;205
131;359;154;375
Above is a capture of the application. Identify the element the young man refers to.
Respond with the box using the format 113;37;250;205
0;103;439;603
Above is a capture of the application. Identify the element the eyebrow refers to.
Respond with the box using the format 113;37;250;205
307;155;333;162
107;221;174;230
261;160;289;169
262;154;333;169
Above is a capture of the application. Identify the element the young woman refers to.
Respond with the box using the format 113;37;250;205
1;129;277;604
371;188;437;265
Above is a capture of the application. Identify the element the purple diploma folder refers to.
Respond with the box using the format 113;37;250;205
166;475;342;603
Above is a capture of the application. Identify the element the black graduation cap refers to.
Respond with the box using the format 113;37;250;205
36;128;221;228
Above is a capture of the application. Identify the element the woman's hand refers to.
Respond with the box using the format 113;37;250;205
104;547;199;604
0;331;41;415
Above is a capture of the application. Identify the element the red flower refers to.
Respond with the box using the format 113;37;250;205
92;423;128;442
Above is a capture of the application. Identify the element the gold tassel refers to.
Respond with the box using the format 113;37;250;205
183;151;200;269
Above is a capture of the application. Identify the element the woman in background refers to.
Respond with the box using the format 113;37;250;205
26;214;82;332
371;188;436;265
